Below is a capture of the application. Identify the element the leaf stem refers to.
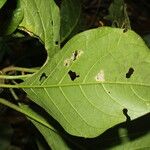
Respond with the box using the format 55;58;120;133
2;66;38;73
0;74;33;80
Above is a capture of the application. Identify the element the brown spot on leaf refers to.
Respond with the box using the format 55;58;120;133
95;70;105;82
64;50;83;67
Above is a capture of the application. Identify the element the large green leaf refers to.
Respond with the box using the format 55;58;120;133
22;27;150;137
19;0;60;56
60;0;81;42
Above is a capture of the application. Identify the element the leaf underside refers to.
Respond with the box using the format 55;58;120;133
22;27;150;138
19;0;60;56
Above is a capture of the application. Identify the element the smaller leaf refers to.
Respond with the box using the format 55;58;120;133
105;0;130;29
60;0;81;42
33;120;70;150
19;0;60;57
0;0;6;9
0;0;23;35
0;98;70;150
20;104;70;150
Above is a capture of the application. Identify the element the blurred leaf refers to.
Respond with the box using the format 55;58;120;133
143;34;150;48
0;0;6;9
60;0;81;42
0;0;23;35
105;0;130;29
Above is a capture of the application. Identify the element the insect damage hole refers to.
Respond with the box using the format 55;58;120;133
71;50;83;61
95;70;105;82
55;41;59;45
68;70;79;81
64;50;83;67
123;108;131;122
126;67;134;78
40;73;48;82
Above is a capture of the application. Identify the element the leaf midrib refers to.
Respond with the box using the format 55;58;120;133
0;81;149;89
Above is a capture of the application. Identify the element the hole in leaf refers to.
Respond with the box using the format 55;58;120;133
126;67;134;78
72;50;78;61
40;73;47;82
68;70;79;81
64;50;83;67
71;50;83;61
55;41;59;45
123;108;131;122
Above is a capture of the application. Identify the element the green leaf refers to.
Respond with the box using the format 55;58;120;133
0;0;23;35
0;98;70;149
33;120;70;150
19;0;60;56
105;0;130;29
0;0;6;9
20;105;70;150
60;0;81;42
22;27;150;137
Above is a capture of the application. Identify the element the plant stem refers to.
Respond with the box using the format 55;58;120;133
0;74;33;80
9;88;19;100
2;66;38;73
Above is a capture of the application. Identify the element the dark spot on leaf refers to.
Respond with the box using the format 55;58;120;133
126;67;134;78
55;41;59;45
108;91;111;94
68;70;79;81
51;21;53;25
123;108;131;123
73;50;78;61
40;73;47;82
123;28;128;33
